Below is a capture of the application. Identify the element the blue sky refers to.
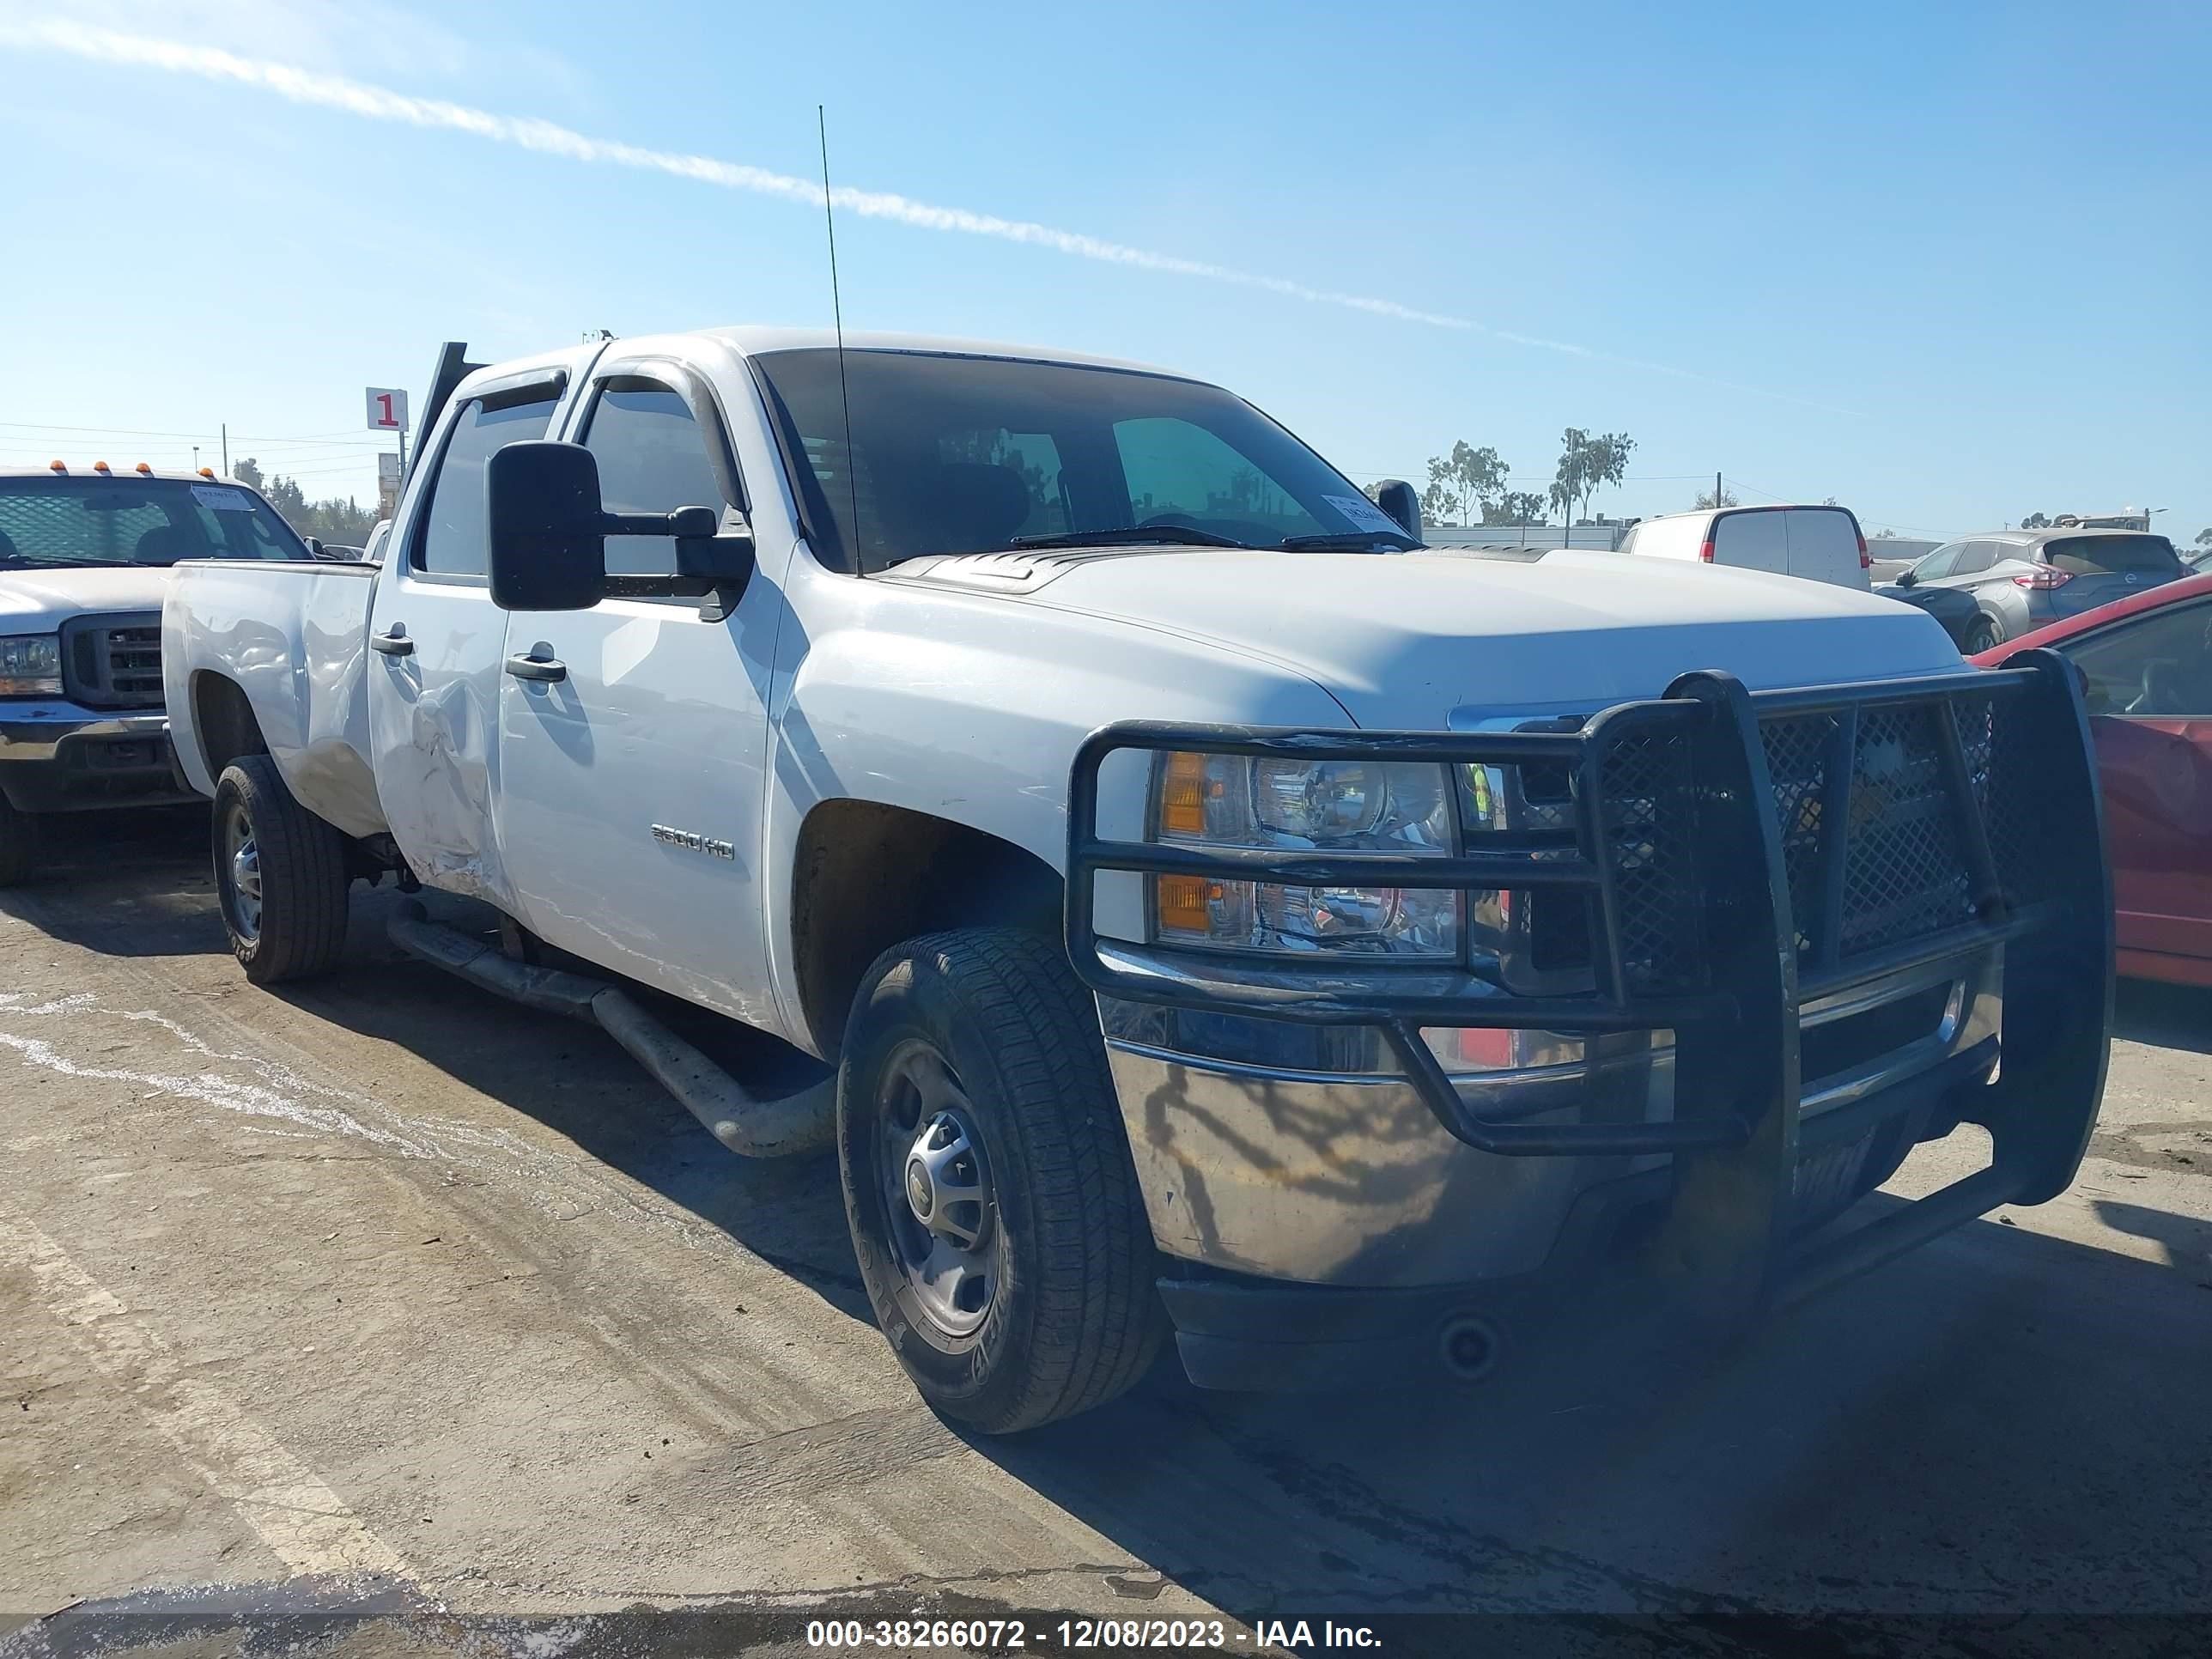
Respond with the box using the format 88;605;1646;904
1;0;2206;544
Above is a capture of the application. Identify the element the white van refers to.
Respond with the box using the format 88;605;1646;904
1617;504;1872;591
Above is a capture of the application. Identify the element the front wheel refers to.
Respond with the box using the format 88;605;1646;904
1962;613;2004;655
211;755;351;983
838;928;1165;1433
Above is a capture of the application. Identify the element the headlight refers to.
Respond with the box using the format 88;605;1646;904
0;634;63;697
1148;750;1458;957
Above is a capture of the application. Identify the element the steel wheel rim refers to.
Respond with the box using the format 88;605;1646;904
876;1039;998;1337
222;800;262;942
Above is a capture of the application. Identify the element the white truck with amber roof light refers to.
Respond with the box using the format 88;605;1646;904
161;328;2112;1432
0;460;317;884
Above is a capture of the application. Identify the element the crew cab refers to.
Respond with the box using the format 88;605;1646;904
0;462;311;883
161;330;2112;1431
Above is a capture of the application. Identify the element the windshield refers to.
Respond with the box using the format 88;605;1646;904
2043;533;2181;576
0;476;308;567
750;348;1417;572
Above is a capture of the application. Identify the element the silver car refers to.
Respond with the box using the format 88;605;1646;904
1893;527;2185;652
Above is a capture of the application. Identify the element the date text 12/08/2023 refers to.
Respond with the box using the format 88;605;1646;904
802;1617;1382;1651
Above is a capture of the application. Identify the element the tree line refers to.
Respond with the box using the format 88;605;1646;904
1386;428;1638;528
233;458;380;546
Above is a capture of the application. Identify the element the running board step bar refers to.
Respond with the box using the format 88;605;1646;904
386;905;835;1159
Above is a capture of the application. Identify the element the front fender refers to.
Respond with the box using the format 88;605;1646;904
758;569;1352;1048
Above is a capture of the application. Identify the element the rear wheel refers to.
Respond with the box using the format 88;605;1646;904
838;927;1165;1433
0;793;39;887
211;756;350;983
1962;613;2003;655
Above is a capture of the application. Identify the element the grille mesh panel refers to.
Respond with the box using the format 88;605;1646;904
1752;694;2024;968
1836;705;1978;953
1599;728;1698;993
1595;689;2029;988
1759;714;1833;957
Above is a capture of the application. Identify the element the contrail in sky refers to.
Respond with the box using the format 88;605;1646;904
2;17;1850;415
4;20;1498;334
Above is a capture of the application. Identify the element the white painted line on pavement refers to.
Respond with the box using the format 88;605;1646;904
0;1206;410;1580
0;1008;434;1157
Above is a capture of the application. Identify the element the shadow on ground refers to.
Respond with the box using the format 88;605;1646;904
0;807;217;958
267;902;2212;1631
8;837;2209;1640
2112;974;2212;1054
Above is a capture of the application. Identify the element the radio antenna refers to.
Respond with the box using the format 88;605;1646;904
817;105;862;564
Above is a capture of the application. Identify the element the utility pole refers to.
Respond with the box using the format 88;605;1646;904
191;445;200;473
1716;471;1723;509
221;424;229;475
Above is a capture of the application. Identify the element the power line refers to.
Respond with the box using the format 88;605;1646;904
0;447;374;471
0;421;382;448
1724;475;1948;538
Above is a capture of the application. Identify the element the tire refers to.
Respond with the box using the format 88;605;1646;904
838;927;1165;1433
211;755;351;983
1963;613;2003;655
0;793;39;888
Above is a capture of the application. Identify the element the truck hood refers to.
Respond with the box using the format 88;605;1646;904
0;564;173;627
981;548;1971;726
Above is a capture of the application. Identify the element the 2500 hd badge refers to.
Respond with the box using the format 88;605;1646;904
650;823;737;860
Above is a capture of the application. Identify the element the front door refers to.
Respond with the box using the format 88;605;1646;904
2063;597;2212;973
493;362;783;1024
366;381;566;909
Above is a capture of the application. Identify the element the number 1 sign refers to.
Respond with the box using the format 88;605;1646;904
365;386;410;433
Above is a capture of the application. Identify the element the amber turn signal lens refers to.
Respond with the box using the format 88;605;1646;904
1159;750;1209;837
1154;874;1219;935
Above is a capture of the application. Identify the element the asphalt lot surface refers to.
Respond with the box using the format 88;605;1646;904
3;811;2209;1657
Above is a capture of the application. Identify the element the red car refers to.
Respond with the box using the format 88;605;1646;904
1975;572;2212;985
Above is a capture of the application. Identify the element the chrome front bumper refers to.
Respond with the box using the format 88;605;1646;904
1065;657;2112;1389
0;708;192;811
1102;946;2002;1287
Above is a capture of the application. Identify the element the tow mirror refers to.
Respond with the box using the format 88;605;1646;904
488;441;609;612
487;439;757;614
1373;478;1421;539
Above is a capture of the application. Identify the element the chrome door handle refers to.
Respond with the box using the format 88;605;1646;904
370;629;414;657
505;653;567;684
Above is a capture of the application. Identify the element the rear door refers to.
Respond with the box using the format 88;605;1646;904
366;373;570;909
2060;596;2212;975
1708;507;1787;575
2040;533;2185;619
493;355;783;1024
1782;507;1869;589
1941;540;2028;632
1937;540;2001;595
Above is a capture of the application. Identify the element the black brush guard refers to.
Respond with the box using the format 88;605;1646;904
1064;653;2112;1330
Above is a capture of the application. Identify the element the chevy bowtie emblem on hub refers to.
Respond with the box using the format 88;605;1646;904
651;823;737;860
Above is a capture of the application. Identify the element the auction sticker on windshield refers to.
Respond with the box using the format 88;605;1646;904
191;484;255;512
1322;493;1408;537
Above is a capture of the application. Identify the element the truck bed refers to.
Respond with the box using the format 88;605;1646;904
162;559;387;837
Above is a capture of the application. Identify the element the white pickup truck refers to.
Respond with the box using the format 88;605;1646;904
0;463;313;884
161;329;2111;1432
